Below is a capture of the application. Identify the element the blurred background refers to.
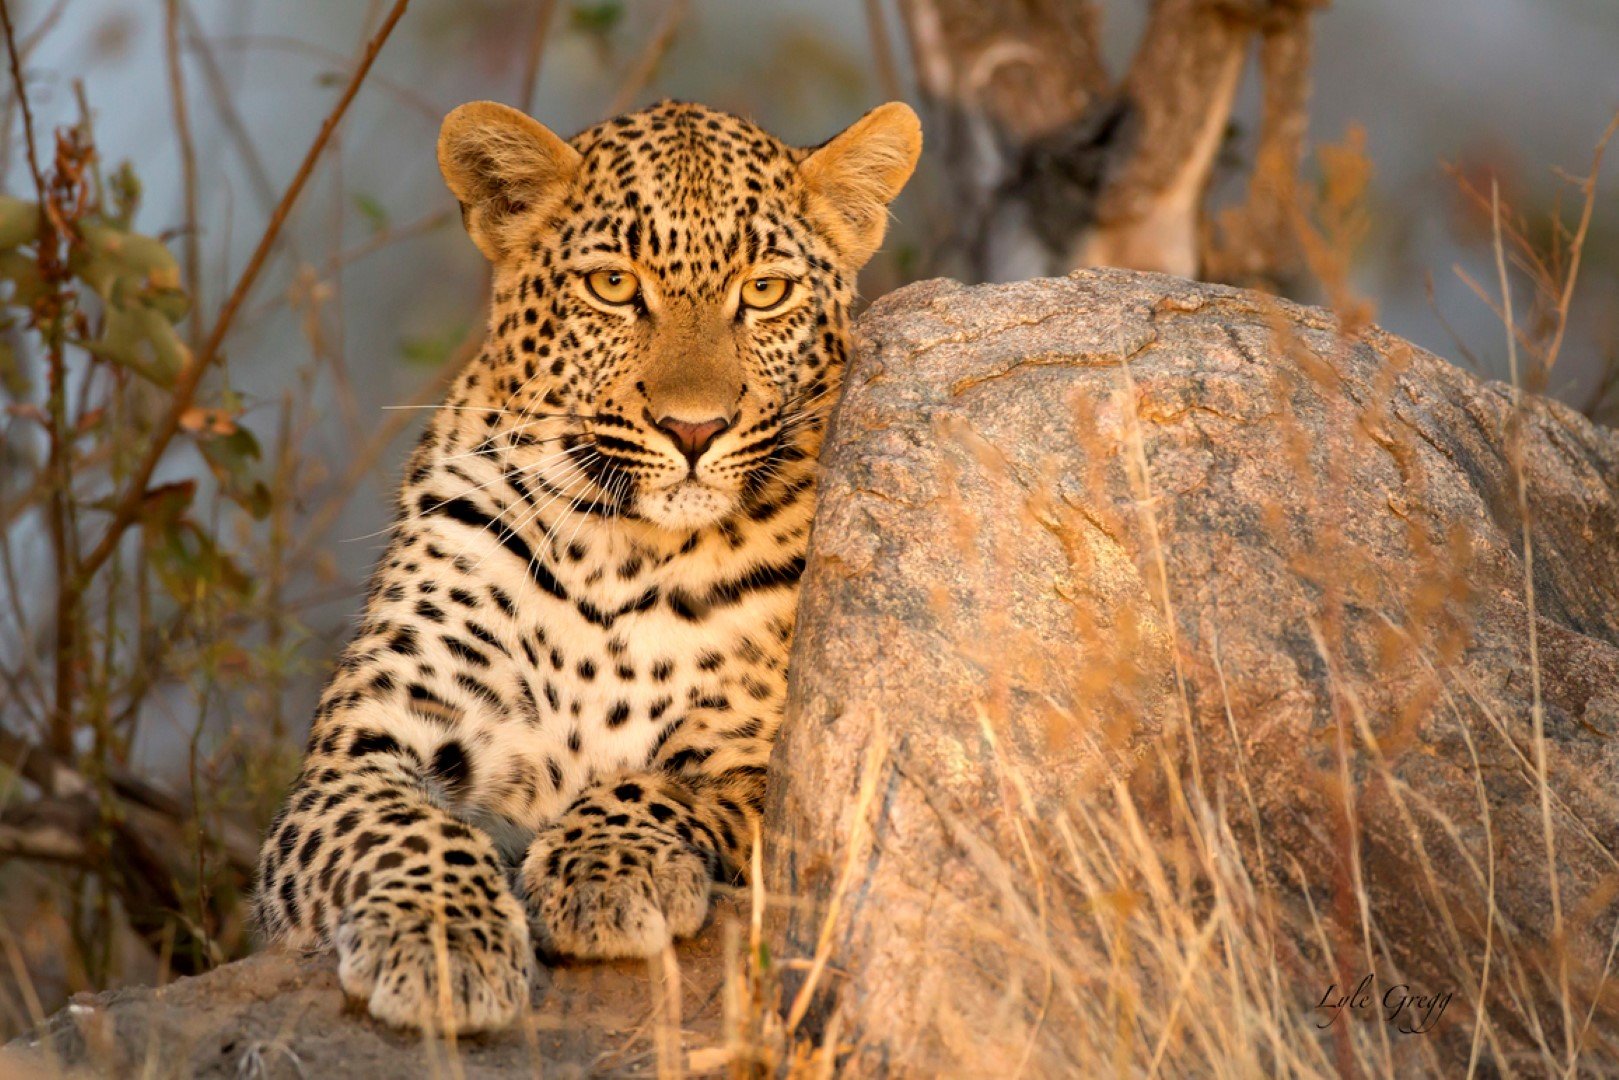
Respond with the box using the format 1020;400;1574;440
0;0;1614;1029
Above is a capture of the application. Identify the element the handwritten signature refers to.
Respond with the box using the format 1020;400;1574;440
1315;974;1453;1034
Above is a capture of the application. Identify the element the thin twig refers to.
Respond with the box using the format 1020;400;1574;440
1422;270;1483;372
0;0;63;187
2;0;80;758
518;0;559;114
73;0;411;593
210;32;438;123
863;0;904;102
165;0;203;353
238;207;451;329
608;0;691;117
1542;108;1619;372
15;0;67;57
0;0;47;250
266;392;295;743
178;1;279;217
288;314;483;565
320;206;451;276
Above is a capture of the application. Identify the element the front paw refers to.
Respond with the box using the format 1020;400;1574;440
335;871;530;1034
522;818;713;960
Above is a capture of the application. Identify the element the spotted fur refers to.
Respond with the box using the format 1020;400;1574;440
254;98;920;1033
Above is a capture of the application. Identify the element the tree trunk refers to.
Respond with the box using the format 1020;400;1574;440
897;0;1326;285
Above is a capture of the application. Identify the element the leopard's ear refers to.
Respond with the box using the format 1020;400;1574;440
799;102;922;267
439;101;581;262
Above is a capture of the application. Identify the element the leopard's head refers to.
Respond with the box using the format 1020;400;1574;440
438;99;920;532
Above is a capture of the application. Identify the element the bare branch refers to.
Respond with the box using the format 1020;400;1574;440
0;0;47;199
73;0;411;593
0;728;258;873
518;0;560;115
0;820;85;863
898;0;1105;142
608;0;691;117
1203;2;1320;287
894;0;1109;279
210;32;438;124
164;0;203;351
0;0;68;185
863;0;904;104
894;0;1333;282
1080;0;1255;276
178;1;278;217
289;314;485;565
1543;108;1619;372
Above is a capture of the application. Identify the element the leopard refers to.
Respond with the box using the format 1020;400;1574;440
252;96;921;1034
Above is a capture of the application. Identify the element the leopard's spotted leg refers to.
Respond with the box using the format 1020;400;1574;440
519;708;765;959
255;733;529;1033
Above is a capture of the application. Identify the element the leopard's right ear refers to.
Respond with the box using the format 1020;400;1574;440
438;101;581;262
799;102;922;268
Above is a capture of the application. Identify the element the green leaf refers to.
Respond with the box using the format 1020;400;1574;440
570;1;623;34
200;425;273;520
75;221;184;302
0;249;46;307
139;479;198;526
151;517;254;602
0;196;40;250
144;285;191;323
400;319;470;368
238;479;274;520
84;304;189;386
0;338;27;396
352;192;389;234
216;425;262;463
107;162;142;228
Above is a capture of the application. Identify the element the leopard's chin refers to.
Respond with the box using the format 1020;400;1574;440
635;480;738;532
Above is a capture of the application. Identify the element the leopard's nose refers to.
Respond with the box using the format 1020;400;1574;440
655;415;732;466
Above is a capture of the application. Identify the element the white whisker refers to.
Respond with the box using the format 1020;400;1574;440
468;450;603;577
381;404;591;419
340;447;579;543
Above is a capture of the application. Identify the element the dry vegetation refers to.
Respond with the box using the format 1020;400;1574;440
0;0;1615;1076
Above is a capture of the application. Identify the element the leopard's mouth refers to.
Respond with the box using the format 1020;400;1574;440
561;425;750;531
634;477;737;531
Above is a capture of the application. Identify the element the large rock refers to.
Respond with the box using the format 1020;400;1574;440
767;270;1619;1075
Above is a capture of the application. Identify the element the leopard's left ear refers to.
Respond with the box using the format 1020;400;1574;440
800;102;922;267
439;101;582;262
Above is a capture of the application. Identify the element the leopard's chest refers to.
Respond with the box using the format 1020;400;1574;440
471;552;796;829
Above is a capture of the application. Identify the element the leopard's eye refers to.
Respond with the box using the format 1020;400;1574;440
740;277;792;311
585;269;640;305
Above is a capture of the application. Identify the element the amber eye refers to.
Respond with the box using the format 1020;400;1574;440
585;269;640;305
740;277;792;311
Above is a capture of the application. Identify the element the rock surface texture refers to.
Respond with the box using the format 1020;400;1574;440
4;905;737;1078
9;270;1619;1076
767;270;1619;1075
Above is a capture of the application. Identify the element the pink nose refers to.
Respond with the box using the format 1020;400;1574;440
655;415;731;465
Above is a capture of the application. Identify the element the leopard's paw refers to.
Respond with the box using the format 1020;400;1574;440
522;817;713;960
335;871;530;1034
